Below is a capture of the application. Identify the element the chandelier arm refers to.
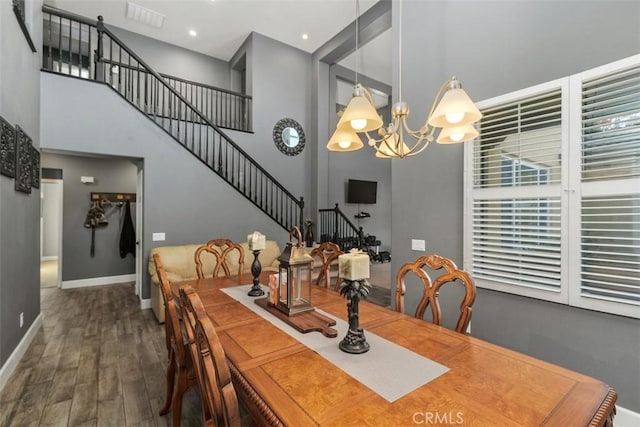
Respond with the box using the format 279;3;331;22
358;85;378;110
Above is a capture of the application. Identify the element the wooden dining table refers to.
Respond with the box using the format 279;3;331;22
171;272;617;426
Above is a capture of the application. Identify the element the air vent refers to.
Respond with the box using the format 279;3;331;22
125;2;165;29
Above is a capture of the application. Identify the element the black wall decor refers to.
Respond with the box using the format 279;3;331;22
0;116;16;178
14;125;32;193
31;145;40;189
13;0;36;53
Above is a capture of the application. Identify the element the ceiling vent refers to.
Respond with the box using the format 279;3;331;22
125;2;165;29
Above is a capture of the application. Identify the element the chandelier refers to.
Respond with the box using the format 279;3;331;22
327;0;482;158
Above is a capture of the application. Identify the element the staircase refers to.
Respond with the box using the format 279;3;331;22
41;6;303;232
317;204;364;251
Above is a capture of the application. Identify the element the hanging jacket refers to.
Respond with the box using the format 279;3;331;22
119;200;136;258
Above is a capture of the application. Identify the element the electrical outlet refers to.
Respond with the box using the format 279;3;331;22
152;232;166;241
411;239;426;251
20;312;24;328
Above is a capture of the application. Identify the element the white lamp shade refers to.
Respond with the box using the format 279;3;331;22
437;125;479;144
337;95;383;133
327;128;364;152
375;133;411;158
428;87;482;128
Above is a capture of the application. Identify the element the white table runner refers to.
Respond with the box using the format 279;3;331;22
222;285;449;402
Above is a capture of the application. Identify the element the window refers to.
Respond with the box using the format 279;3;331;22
464;55;640;318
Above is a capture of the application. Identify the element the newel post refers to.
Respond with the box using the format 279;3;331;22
299;196;305;230
94;15;105;82
333;203;340;243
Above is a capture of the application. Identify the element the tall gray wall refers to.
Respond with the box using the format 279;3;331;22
109;26;230;88
0;0;43;367
40;153;137;281
225;33;312;203
392;0;640;411
40;73;296;299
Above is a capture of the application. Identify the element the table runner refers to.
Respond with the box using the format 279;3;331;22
222;285;449;402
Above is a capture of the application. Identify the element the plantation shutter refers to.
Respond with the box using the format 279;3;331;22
579;64;640;307
470;87;564;294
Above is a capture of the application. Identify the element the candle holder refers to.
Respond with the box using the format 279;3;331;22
338;278;371;354
248;249;265;297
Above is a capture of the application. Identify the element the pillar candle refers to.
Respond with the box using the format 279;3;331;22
338;249;370;280
247;231;266;251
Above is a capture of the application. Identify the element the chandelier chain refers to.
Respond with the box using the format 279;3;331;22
355;0;360;85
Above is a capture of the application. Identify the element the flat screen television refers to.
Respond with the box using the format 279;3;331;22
347;179;377;204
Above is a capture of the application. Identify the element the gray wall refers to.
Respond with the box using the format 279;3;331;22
41;153;137;281
40;73;294;299
392;0;640;411
0;0;43;367
110;26;230;88
42;180;62;258
225;33;312;203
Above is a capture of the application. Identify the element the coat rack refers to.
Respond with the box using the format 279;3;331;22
91;192;136;205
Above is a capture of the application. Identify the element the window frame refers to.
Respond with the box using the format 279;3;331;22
464;54;640;319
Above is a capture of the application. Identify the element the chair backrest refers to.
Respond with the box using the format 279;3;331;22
310;242;344;289
179;285;241;427
395;254;476;333
194;238;245;279
153;253;188;365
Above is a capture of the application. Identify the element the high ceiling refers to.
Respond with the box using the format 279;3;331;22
44;0;380;61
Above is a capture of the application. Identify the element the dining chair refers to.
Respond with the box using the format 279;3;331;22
194;238;245;279
154;254;198;426
153;253;172;359
395;254;476;334
310;242;344;290
179;285;243;427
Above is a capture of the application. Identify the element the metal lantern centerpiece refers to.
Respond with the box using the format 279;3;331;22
276;226;314;316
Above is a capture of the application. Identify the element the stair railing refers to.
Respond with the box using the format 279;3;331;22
318;204;364;251
162;74;252;133
41;6;303;232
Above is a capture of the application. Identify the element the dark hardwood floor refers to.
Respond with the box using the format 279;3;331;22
0;275;392;427
0;283;202;427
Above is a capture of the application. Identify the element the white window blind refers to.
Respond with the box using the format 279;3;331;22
574;61;640;314
465;54;640;318
467;83;566;301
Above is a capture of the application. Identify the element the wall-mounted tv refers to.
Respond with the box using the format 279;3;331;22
347;179;377;204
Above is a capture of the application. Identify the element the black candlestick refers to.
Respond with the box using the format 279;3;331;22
338;279;371;354
248;249;265;296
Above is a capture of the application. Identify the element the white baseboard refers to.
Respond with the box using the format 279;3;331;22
41;256;58;262
616;406;640;427
0;314;43;393
62;274;136;289
140;298;151;310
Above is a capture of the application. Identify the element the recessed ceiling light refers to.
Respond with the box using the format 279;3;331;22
302;33;309;40
189;29;197;37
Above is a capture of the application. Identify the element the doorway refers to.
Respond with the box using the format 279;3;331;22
40;178;63;288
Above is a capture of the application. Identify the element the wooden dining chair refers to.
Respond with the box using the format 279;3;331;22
154;254;198;426
194;238;245;279
310;242;344;289
395;254;476;334
179;285;242;427
153;253;172;359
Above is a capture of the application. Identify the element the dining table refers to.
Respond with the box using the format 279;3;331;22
171;271;617;426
